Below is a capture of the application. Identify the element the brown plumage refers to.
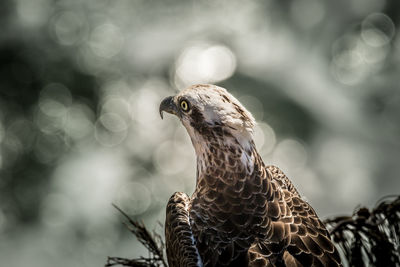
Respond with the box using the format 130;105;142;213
160;84;342;267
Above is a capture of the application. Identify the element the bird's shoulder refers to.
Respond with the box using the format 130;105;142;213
255;165;342;266
266;165;300;198
265;165;328;236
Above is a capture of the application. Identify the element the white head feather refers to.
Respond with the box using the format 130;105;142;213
177;84;256;134
173;84;256;165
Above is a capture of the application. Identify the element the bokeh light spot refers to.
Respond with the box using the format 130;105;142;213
361;13;395;47
65;103;94;140
115;182;151;216
331;28;390;86
53;11;86;46
89;24;124;58
101;97;131;121
94;120;128;147
255;122;276;156
175;43;236;87
39;83;72;117
99;113;127;133
273;139;307;170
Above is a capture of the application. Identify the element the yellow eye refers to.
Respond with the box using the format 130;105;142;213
180;100;189;111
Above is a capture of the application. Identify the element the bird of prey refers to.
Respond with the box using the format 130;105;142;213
159;84;342;267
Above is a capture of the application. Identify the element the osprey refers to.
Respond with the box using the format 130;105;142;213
159;84;342;267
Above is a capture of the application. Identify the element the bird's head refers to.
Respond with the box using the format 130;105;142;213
159;84;256;153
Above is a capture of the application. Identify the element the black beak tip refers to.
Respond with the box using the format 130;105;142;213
159;96;175;120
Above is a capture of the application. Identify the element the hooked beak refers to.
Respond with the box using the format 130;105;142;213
159;96;178;119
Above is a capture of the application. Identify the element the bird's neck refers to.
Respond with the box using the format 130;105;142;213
194;132;259;185
190;132;271;247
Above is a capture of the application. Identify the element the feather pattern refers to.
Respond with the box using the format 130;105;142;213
161;84;342;267
165;192;203;267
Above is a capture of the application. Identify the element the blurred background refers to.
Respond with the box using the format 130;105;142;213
0;0;399;266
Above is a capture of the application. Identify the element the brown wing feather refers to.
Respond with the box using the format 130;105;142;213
249;165;342;266
165;192;203;267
